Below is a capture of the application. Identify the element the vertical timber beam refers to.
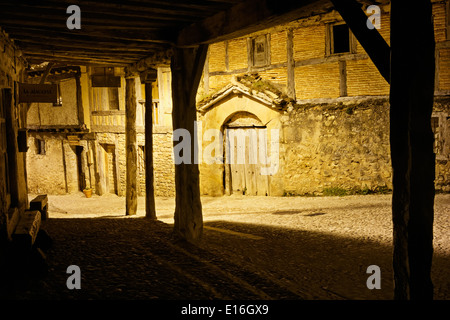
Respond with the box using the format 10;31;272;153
75;74;84;126
390;1;435;300
171;45;208;243
286;28;296;99
125;75;138;216
141;69;158;220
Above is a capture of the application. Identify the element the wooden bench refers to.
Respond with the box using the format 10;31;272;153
30;194;48;220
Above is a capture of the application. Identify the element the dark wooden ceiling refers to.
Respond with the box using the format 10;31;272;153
0;0;332;67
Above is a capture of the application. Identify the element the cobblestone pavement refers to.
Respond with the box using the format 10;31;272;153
4;193;450;300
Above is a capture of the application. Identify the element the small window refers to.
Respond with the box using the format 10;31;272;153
94;67;114;76
332;24;350;54
249;35;270;68
36;139;46;155
91;67;121;87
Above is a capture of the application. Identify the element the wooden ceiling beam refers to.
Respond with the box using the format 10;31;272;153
24;52;135;66
177;0;332;46
0;19;173;31
20;49;149;62
0;17;181;30
0;0;229;17
0;4;200;24
13;36;167;52
1;26;174;44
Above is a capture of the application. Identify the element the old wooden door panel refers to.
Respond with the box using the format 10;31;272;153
256;129;270;196
101;144;117;195
244;129;257;196
226;127;269;196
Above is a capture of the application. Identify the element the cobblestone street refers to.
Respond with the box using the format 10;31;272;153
6;193;450;300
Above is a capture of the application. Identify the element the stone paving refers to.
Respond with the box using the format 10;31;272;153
2;193;449;300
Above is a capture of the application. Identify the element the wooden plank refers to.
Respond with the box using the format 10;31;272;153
247;129;257;196
1;0;225;20
3;26;174;45
224;128;231;195
228;128;245;195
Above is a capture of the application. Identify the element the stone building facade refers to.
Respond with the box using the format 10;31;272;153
26;66;175;197
24;1;450;198
196;1;450;196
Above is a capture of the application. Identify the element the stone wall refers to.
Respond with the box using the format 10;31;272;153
0;29;29;246
27;78;79;126
198;95;450;196
280;98;392;195
95;130;175;198
434;97;450;192
136;130;175;197
27;134;80;195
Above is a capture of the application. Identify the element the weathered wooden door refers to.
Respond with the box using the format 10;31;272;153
225;127;270;196
102;144;117;194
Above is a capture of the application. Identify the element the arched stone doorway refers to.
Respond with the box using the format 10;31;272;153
223;111;270;196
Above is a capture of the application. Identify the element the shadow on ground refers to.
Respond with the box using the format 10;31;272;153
2;217;449;300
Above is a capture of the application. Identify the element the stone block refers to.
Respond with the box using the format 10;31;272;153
29;194;48;220
12;211;41;250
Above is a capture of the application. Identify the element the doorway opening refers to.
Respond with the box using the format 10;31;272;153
223;112;270;196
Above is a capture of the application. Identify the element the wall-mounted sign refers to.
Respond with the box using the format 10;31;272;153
18;83;57;103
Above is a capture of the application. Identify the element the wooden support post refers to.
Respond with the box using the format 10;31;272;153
125;76;137;216
141;69;158;220
390;1;435;300
171;45;208;243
